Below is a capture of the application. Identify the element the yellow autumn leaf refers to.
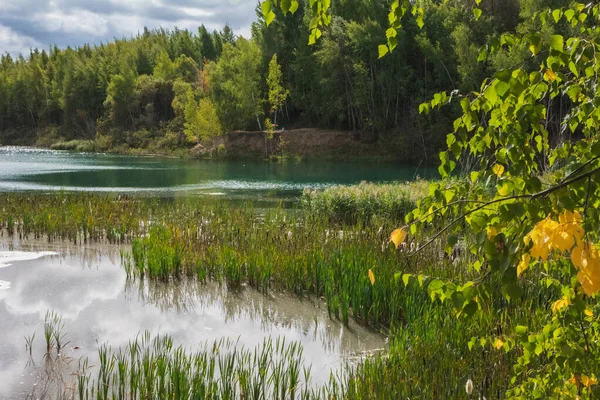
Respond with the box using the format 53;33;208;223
390;228;407;248
582;375;598;388
492;164;505;177
544;68;557;82
368;269;375;286
517;253;531;277
572;241;599;269
525;217;558;261
570;375;580;386
486;226;498;241
584;308;594;317
551;297;571;313
497;183;511;196
493;338;504;350
577;267;600;295
549;230;575;253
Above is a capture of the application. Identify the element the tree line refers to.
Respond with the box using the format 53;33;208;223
0;0;561;158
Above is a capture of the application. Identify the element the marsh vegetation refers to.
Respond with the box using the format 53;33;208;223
0;192;554;398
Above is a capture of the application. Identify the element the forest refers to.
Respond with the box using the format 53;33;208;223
0;0;563;159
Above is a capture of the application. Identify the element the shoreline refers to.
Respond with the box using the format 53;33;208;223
2;127;438;163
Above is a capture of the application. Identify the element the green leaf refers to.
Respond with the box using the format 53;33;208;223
477;46;487;63
484;84;498;104
262;1;275;25
564;9;575;22
416;7;424;29
568;61;579;77
461;300;478;318
550;35;564;52
552;9;563;23
516;325;528;335
495;81;510;98
473;8;482;21
378;44;389;59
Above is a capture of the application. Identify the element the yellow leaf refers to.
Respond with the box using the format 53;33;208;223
390;228;407;248
497;183;511;196
582;375;598;388
368;269;375;286
570;375;580;386
517;253;531;277
572;241;598;269
544;68;557;82
558;210;585;245
486;226;498;241
549;230;574;253
493;338;504;350
584;308;594;317
578;267;600;295
492;164;505;177
573;242;600;295
526;217;558;261
551;296;571;313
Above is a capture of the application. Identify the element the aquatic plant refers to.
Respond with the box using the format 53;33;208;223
74;333;322;400
43;310;69;355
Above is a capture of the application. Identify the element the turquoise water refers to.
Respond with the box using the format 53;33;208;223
0;147;434;200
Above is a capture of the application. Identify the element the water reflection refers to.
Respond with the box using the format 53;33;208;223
0;242;386;399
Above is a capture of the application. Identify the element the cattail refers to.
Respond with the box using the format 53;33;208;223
465;379;473;395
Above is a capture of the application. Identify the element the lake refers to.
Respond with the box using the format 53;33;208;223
0;146;434;201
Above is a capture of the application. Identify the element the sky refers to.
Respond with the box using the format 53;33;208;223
0;0;258;57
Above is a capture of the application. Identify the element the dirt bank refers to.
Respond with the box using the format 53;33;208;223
189;128;426;161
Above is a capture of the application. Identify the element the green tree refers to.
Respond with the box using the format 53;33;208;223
266;54;289;125
208;38;264;132
104;68;137;129
153;50;177;81
198;25;217;61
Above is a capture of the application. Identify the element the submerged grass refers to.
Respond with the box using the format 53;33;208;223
2;193;554;398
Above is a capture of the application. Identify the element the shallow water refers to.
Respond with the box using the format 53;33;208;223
0;242;386;399
0;146;435;201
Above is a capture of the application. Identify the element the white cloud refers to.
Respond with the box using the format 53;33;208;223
0;0;258;56
0;25;41;56
34;9;110;36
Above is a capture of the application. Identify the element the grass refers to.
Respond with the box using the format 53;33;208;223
50;140;97;152
2;192;557;398
72;333;318;400
301;180;430;224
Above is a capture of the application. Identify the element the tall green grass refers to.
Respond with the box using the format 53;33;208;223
74;333;319;400
301;180;429;224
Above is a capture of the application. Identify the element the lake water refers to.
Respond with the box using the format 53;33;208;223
0;241;386;399
0;146;434;200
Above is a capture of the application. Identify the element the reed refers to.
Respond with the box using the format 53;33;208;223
74;333;322;400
